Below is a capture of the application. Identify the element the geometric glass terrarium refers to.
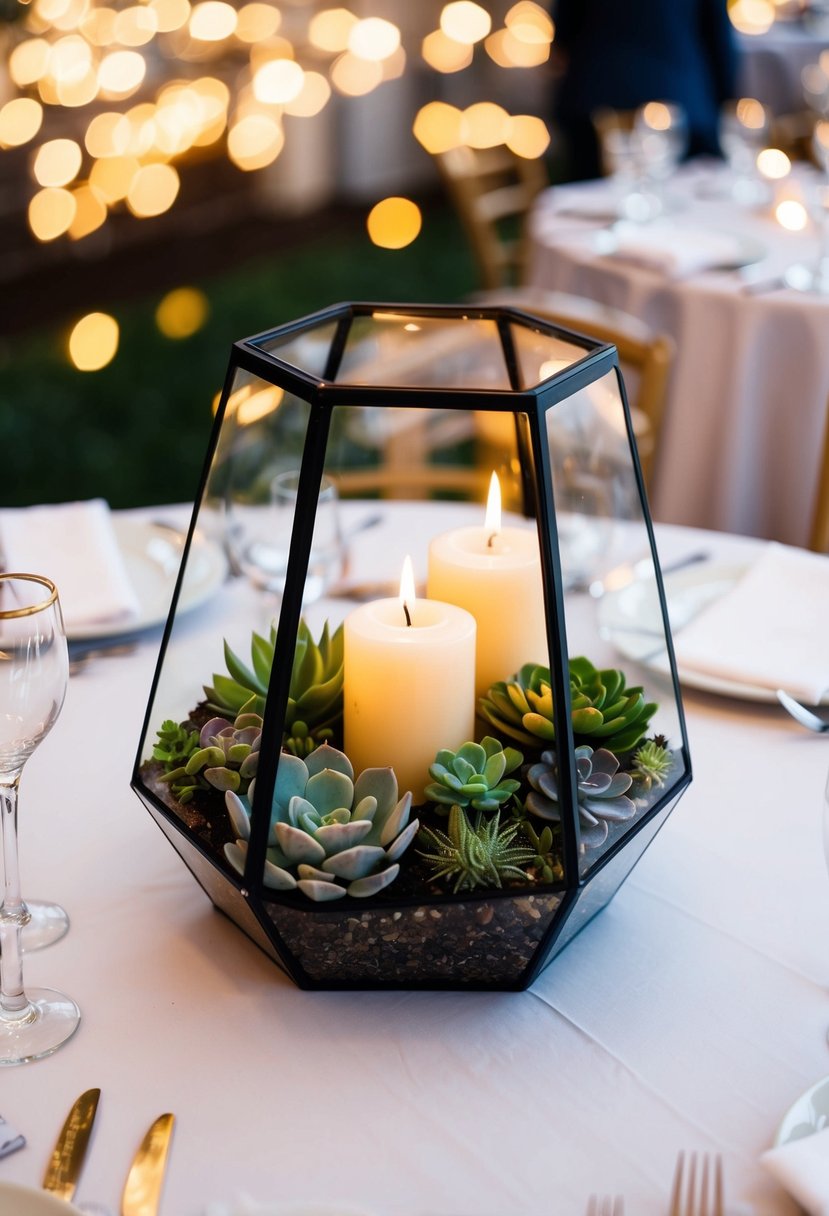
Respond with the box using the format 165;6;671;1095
131;302;691;991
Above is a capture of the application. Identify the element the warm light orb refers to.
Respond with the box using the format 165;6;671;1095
81;6;118;44
227;113;284;169
462;101;509;148
485;27;549;67
330;51;382;95
484;471;502;534
68;184;108;239
775;198;808;230
440;1;491;44
28;186;77;240
366;196;422;249
348;17;400;61
33;138;83;187
89;155;140;202
48;34;92;84
308;7;357;53
727;0;775;33
506;113;550;158
97;50;146;97
0;98;44;148
57;67;100;107
398;554;417;614
421;28;473;73
189;0;237;39
253;58;304;104
9;39;51;86
155;286;210;338
505;1;554;43
235;2;281;42
126;163;180;216
735;96;766;129
85;111;131;157
113;5;158;45
756;147;791;179
148;0;190;33
68;312;119;370
640;101;673;131
412;101;463;153
283;71;331;117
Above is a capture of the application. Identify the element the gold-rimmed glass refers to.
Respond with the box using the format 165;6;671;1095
0;573;80;1065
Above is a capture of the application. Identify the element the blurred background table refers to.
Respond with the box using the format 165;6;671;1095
1;504;827;1216
526;164;829;546
738;25;829;115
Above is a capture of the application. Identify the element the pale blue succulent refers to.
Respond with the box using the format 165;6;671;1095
525;745;635;850
224;743;418;901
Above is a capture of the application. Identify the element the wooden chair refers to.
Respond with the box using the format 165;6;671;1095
810;402;829;553
432;145;549;290
472;288;675;489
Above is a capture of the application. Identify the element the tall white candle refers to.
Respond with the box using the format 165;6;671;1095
344;557;477;802
427;473;548;699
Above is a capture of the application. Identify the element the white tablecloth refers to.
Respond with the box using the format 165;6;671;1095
2;507;828;1216
526;165;829;548
738;26;829;116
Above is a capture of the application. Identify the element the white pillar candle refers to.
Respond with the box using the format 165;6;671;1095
344;557;476;803
427;473;548;699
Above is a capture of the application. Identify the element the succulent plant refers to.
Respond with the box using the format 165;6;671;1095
160;712;261;803
424;737;523;813
479;657;657;755
631;737;674;790
525;745;635;850
520;820;564;885
417;805;534;893
203;618;343;753
223;742;418;901
152;720;199;769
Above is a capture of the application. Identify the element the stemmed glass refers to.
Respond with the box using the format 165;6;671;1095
631;101;688;219
719;98;770;204
0;573;80;1065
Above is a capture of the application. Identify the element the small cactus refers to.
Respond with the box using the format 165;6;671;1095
417;805;534;893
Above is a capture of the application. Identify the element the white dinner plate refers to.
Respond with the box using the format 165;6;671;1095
774;1072;829;1146
0;1182;81;1215
590;225;767;272
599;559;829;704
67;517;228;641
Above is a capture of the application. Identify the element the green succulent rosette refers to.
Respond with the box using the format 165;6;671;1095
478;656;657;754
424;736;523;812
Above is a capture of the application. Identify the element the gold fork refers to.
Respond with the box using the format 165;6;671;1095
585;1196;624;1216
670;1151;724;1216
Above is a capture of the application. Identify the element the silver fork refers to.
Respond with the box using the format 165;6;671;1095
776;689;829;734
670;1151;724;1216
585;1196;624;1216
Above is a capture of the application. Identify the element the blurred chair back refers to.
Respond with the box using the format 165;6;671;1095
810;401;829;553
473;288;675;490
432;145;549;289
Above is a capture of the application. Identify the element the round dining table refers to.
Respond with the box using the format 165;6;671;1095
526;162;829;549
1;502;827;1216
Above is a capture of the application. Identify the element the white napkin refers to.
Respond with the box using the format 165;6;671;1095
672;543;829;703
603;221;742;277
1;499;140;632
761;1127;829;1216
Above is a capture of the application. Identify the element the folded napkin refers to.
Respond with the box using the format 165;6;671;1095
761;1126;829;1216
0;1114;25;1159
672;543;829;703
1;499;140;633
603;221;743;278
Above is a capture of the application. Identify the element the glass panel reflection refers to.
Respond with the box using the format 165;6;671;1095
337;312;511;389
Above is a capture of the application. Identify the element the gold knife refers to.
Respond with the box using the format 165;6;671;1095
121;1113;175;1216
42;1087;101;1202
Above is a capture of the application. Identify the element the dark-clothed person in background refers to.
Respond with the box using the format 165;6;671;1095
551;0;739;180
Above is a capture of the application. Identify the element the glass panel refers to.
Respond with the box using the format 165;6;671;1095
249;319;339;377
510;318;594;388
336;312;511;389
544;367;688;878
136;366;313;870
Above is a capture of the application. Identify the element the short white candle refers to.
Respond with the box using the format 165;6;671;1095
427;473;548;699
344;557;477;802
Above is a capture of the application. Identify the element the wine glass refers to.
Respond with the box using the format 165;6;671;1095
0;573;80;1065
631;101;689;219
719;98;770;204
225;470;345;607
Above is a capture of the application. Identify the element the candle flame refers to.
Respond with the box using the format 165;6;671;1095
399;554;416;624
484;470;501;538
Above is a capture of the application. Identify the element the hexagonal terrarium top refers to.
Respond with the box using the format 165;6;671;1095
132;303;690;991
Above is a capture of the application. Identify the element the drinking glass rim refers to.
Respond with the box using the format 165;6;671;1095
0;573;59;618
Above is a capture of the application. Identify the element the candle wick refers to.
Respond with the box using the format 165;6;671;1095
487;531;498;548
403;601;412;627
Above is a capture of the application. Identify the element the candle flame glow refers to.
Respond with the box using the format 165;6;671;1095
484;470;501;536
399;554;416;624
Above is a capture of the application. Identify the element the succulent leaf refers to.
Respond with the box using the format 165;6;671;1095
424;737;523;814
524;746;636;852
418;806;534;893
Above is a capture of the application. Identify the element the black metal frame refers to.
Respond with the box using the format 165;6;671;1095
131;301;692;992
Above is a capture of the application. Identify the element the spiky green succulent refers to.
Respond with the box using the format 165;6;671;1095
424;736;523;813
224;743;418;901
203;618;343;752
152;719;199;769
520;819;564;885
631;737;674;790
160;712;261;803
525;745;635;850
417;805;534;893
479;657;657;754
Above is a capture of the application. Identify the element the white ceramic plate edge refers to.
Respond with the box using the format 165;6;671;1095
774;1073;829;1148
0;1181;82;1215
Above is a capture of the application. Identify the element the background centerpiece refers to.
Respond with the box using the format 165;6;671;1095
132;301;691;991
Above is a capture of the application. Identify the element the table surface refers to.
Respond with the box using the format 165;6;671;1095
527;163;829;550
2;505;829;1216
